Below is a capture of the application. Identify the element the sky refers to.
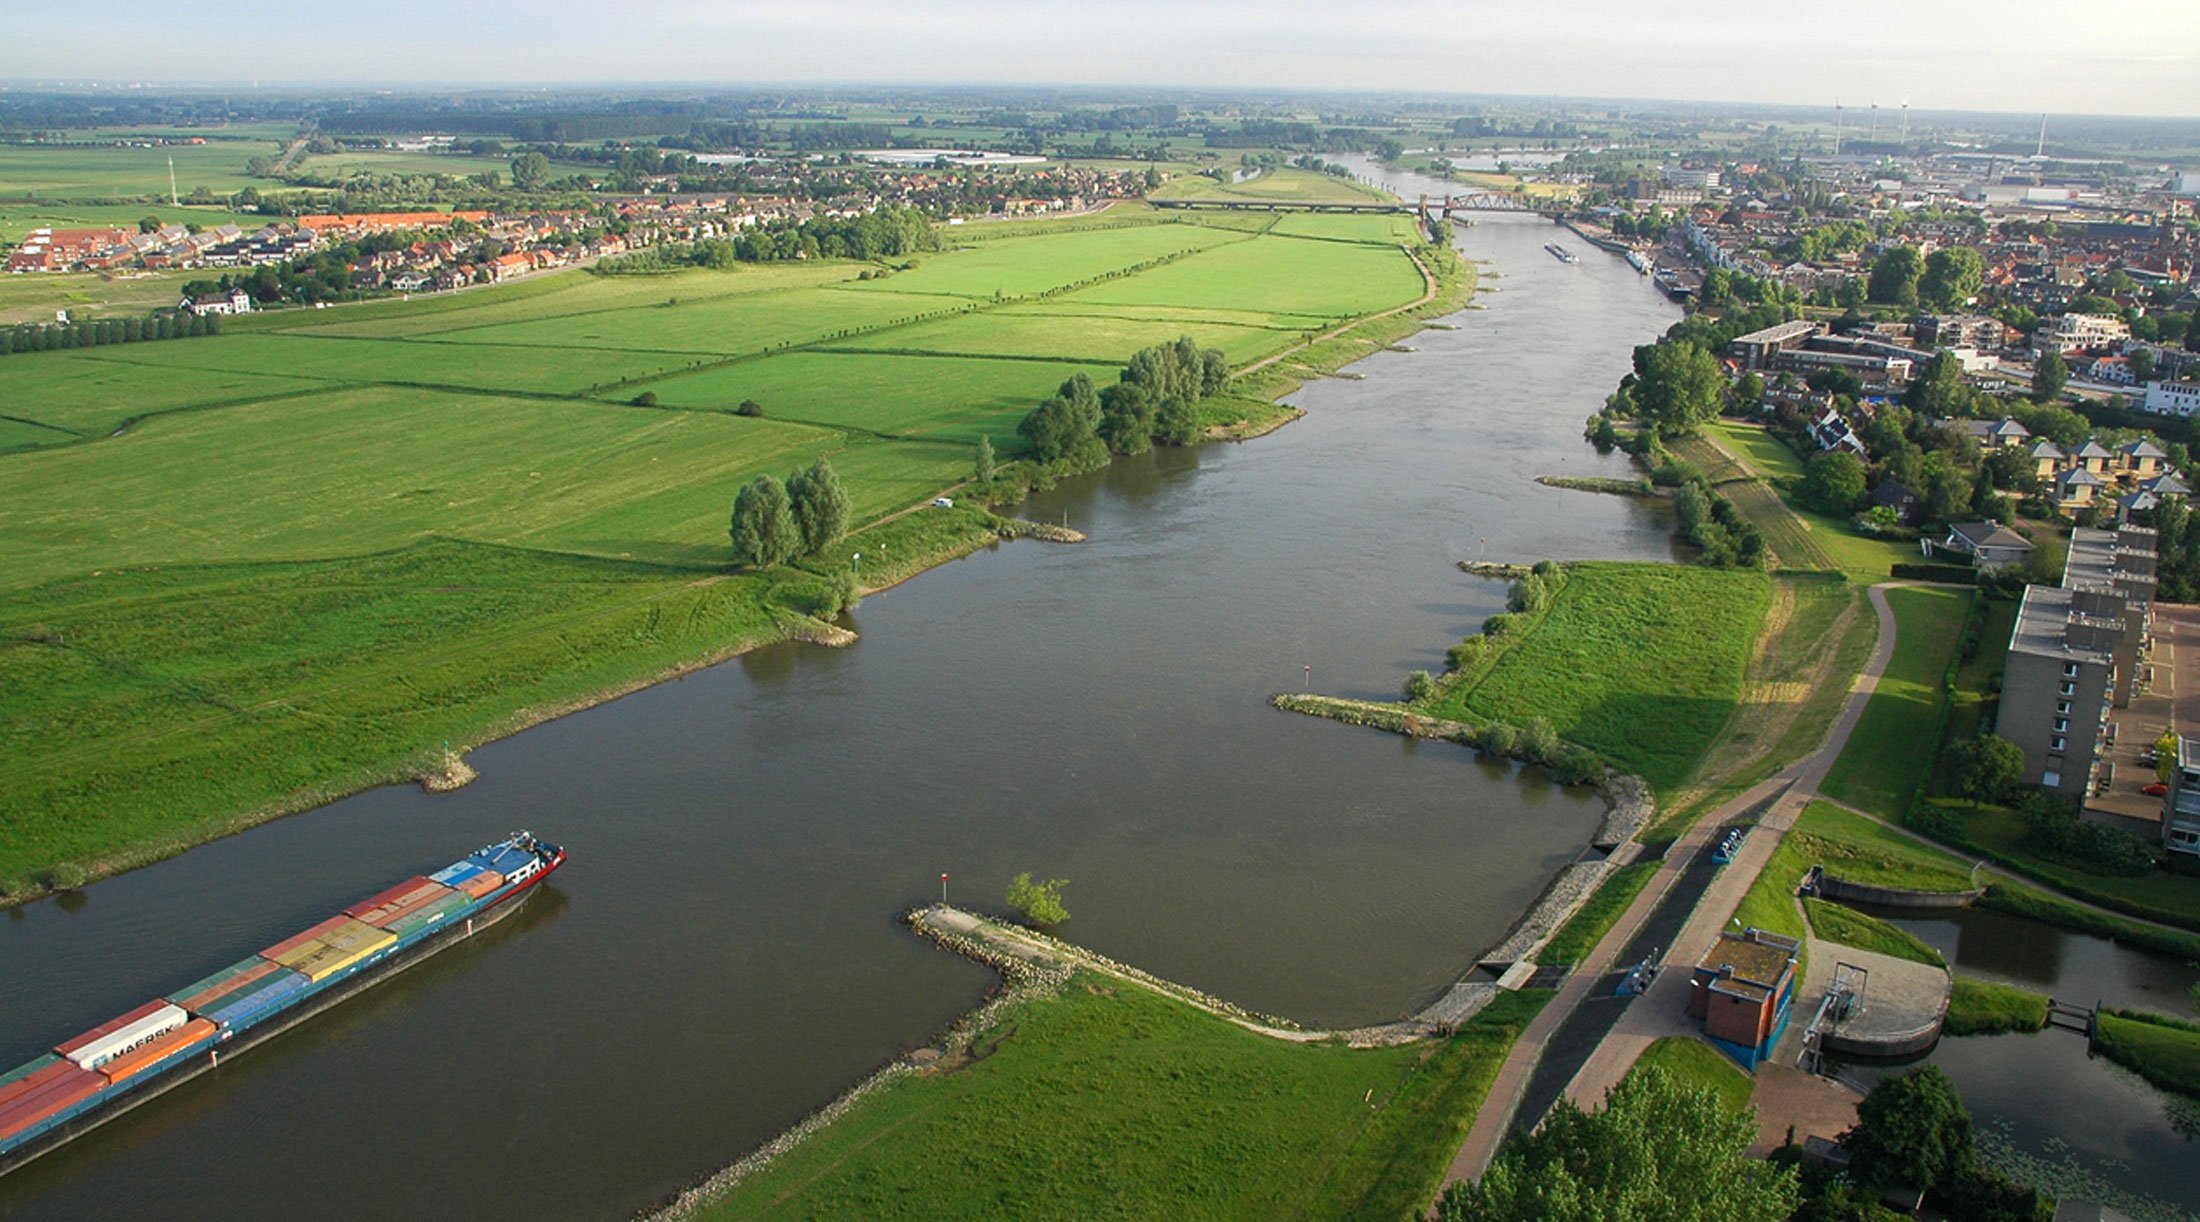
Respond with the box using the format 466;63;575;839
4;0;2197;118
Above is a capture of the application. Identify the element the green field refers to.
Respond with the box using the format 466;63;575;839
1705;423;1918;582
0;268;224;328
2094;1010;2200;1098
1801;898;1945;966
1427;563;1771;792
0;141;267;201
1820;586;1974;818
0;209;1439;889
690;974;1544;1220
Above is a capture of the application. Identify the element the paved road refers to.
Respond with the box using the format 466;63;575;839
1442;582;1908;1187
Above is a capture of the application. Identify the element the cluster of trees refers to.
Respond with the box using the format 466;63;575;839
1017;337;1230;467
1674;479;1766;568
2013;785;2159;876
1605;206;1671;243
1826;1066;2046;1220
727;457;849;569
0;310;219;356
1437;1066;1798;1220
1866;244;1986;312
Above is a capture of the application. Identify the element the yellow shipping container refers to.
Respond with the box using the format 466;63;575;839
285;935;392;983
315;918;393;953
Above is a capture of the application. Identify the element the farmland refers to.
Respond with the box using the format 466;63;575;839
0;208;1442;890
1148;165;1390;204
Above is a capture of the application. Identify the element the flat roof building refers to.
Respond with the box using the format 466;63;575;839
1728;320;1822;370
2063;525;2156;708
1687;927;1800;1070
1996;585;2121;799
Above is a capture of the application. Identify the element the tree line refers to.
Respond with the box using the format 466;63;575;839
1;310;221;356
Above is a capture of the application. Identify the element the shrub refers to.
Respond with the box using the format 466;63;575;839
632;390;659;407
1446;638;1487;671
1520;717;1561;764
1403;670;1435;702
1479;722;1520;757
47;862;86;891
1482;612;1522;638
2018;790;2158;876
736;399;764;417
1549;746;1603;786
1005;871;1069;925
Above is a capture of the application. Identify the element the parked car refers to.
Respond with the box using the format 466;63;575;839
932;496;954;508
2144;782;2169;797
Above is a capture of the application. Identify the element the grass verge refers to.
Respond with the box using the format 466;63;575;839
2093;1009;2200;1099
1820;586;1973;819
1537;860;1658;966
1802;898;1945;967
1944;977;2048;1036
1625;1036;1754;1116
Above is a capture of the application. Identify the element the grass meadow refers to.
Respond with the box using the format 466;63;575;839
692;975;1545;1220
0;141;266;201
1820;585;1974;818
1427;563;1771;792
0;208;1431;888
1148;166;1390;204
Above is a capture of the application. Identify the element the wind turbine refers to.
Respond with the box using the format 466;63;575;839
1833;98;1844;156
2036;114;2048;158
1900;97;1910;141
167;155;179;207
1868;102;1878;144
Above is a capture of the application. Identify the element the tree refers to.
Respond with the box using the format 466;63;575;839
137;215;163;234
1868;245;1923;308
1798;451;1868;514
1903;351;1970;417
1436;1066;1798;1222
1519;717;1561;763
1403;670;1435;701
974;435;995;482
1018;375;1106;468
1631;340;1725;432
728;475;800;568
1919;247;1984;311
2033;348;2068;402
785;457;849;555
1953;734;2024;806
510;150;551;190
736;399;764;417
1097;381;1154;454
2130;346;2156;383
2186;310;2200;354
1843;1066;1972;1193
1005;872;1069;924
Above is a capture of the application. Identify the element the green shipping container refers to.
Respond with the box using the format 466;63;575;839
169;957;267;1006
386;891;476;938
0;1054;59;1092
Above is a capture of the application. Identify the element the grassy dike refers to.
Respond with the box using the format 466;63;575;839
672;974;1546;1221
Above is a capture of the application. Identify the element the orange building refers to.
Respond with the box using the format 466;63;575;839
1686;927;1799;1069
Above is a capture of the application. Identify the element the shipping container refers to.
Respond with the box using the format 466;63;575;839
363;884;456;930
170;957;281;1014
0;1065;104;1141
343;876;438;920
315;917;396;953
55;1002;187;1070
457;870;506;900
283;933;394;984
0;1058;66;1110
385;890;478;938
97;1019;216;1086
201;971;309;1029
259;914;356;962
428;861;483;887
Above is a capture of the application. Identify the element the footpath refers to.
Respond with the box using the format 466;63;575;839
1443;582;1908;1186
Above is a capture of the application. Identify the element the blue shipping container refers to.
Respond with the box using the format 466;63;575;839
429;862;483;887
203;972;310;1028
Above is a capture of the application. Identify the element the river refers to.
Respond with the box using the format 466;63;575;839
0;164;1684;1219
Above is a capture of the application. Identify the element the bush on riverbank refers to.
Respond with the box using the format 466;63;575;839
1944;977;2047;1036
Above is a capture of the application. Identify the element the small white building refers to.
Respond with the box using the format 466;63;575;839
2144;380;2200;417
181;288;252;316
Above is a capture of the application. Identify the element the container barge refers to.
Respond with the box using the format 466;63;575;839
0;831;563;1176
1543;242;1578;264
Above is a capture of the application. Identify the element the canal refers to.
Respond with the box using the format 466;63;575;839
1854;905;2200;1218
0;171;1684;1219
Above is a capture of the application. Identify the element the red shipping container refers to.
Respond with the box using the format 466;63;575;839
53;1000;172;1059
458;870;505;899
98;1019;216;1086
260;914;355;962
343;876;437;920
359;883;454;929
0;1059;71;1111
172;959;281;1014
0;1067;104;1140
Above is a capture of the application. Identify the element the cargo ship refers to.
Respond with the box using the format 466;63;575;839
1543;242;1578;264
0;831;563;1176
1625;249;1652;275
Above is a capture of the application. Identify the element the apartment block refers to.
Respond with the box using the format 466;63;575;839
1995;585;2119;798
2062;525;2157;707
2162;738;2200;858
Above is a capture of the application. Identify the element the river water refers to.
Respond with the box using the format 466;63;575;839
0;168;1684;1219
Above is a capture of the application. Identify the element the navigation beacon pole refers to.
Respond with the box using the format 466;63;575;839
941;872;948;905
